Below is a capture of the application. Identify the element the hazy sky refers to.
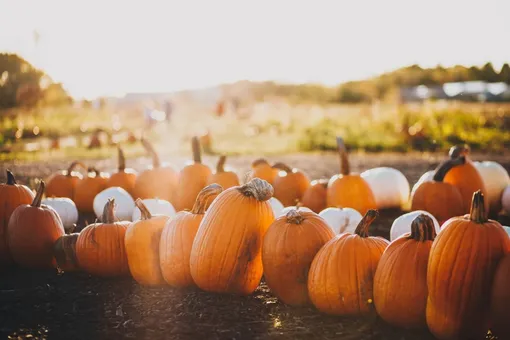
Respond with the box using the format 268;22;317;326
1;0;509;99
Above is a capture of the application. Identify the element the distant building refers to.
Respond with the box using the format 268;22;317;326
399;81;510;102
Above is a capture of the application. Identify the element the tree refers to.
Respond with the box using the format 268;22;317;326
499;63;510;83
481;62;499;82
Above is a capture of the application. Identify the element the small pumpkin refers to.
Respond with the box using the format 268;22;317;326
7;181;65;268
301;179;328;213
249;158;278;184
93;187;134;221
389;210;440;241
175;137;212;211
75;199;130;277
280;205;313;216
327;137;376;215
74;167;109;213
272;162;310;207
262;209;334;306
502;185;510;215
190;178;274;295
132;198;176;221
318;207;363;235
361;167;410;210
0;170;34;267
125;199;170;285
268;197;284;217
373;214;437;329
53;233;80;272
207;155;239;189
106;146;137;196
490;254;510;339
308;210;388;316
474;161;509;214
426;191;510;340
45;161;86;199
160;184;223;287
41;197;79;232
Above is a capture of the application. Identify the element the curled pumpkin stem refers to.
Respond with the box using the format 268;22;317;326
216;155;227;173
190;183;224;214
432;156;466;182
272;162;293;173
449;144;470;159
141;138;161;168
238;178;274;202
32;181;45;208
6;170;17;185
336;136;350;176
117;146;126;172
354;209;378;238
251;158;270;168
66;161;87;176
135;199;152;220
470;190;487;223
409;214;437;242
102;198;116;223
286;209;304;224
192;136;202;163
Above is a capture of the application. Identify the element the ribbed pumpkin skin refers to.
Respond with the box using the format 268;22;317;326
262;211;334;305
74;173;108;213
208;172;239;190
300;180;327;213
273;169;310;207
175;164;212;211
107;170;137;197
490;254;510;339
411;181;464;224
327;174;376;215
133;167;178;203
444;160;488;214
45;172;82;199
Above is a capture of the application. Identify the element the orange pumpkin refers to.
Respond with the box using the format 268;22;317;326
190;178;274;295
308;209;388;316
74;167;109;213
301;179;328;213
272;162;310;207
133;138;179;204
160;184;223;287
175;137;212;211
75;199;130;277
411;157;465;224
490;254;510;339
125;199;169;285
45;161;86;199
0;170;34;267
7;181;65;268
207;155;239;190
373;214;437;329
327;137;376;215
262;209;334;306
106;146;137;196
249;159;278;184
53;233;80;272
444;144;488;214
426;191;510;340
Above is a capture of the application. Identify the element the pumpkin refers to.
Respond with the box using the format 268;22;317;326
373;214;437;329
272;162;310;207
308;210;388;316
301;179;328;213
0;170;34;267
280;205;313;216
106;146;137;196
410;157;465;224
160;184;223;287
490;254;510;339
75;199;130;277
74;167;109;213
53;233;80;272
502;185;510;215
207;155;239;189
389;210;440;241
249;158;278;184
7;181;65;268
503;226;510;237
318;207;363;235
125;199;170;285
190;178;274;295
41;197;78;232
444;144;488;214
410;170;434;199
132;198;176;221
426;191;510;340
361;167;410;210
262;209;334;306
175;137;212;211
474;161;509;214
268;197;284;217
45;161;86;199
327;137;376;215
93;187;134;221
133;138;179;204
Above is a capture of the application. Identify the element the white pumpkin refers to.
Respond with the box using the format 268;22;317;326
410;170;434;198
503;185;510;215
41;197;78;231
280;206;313;216
361;167;410;209
474;161;510;213
132;198;176;221
93;187;134;221
269;197;284;217
318;207;363;234
502;226;510;237
390;210;441;241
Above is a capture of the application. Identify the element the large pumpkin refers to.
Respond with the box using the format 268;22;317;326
74;167;109;213
272;162;310;207
262;209;334;306
7;181;65;268
53;233;80;272
327;137;376;215
160;184;223;287
426;191;510;340
249;158;279;185
45;161;86;199
106;146;137;196
125;199;169;285
0;170;34;267
190;178;274;295
373;214;436;329
207;155;239;190
301;179;328;213
175;137;212;211
75;199;130;277
490;254;510;339
308;210;388;316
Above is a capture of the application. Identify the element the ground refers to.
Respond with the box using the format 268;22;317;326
1;152;509;340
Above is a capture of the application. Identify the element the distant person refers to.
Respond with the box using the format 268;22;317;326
215;100;225;117
144;106;155;129
164;100;173;124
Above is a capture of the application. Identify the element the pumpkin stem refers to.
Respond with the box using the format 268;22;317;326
135;199;152;220
449;144;470;159
354;209;378;238
192;136;202;163
286;209;305;224
102;198;116;223
238;178;274;202
190;183;224;214
272;162;293;173
409;214;437;242
117;146;126;172
32;181;45;208
252;158;270;168
6;170;17;185
141;138;161;168
432;157;466;182
87;167;100;177
336;136;350;176
469;190;487;223
216;155;227;173
66;161;86;176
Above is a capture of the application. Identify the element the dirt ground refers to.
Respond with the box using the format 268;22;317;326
1;152;509;340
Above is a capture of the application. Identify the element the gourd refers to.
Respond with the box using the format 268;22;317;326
426;191;510;340
262;209;334;305
207;155;239;189
93;187;135;221
502;185;510;215
249;158;278;184
190;178;274;295
53;233;80;272
272;163;310;207
268;197;284;217
74;167;109;213
361;167;410;210
132;198;176;221
389;210;440;241
490;254;510;339
160;184;223;287
41;197;79;232
474;161;509;214
327;137;376;215
106;146;137;196
318;207;363;235
45;161;86;199
301;179;328;213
